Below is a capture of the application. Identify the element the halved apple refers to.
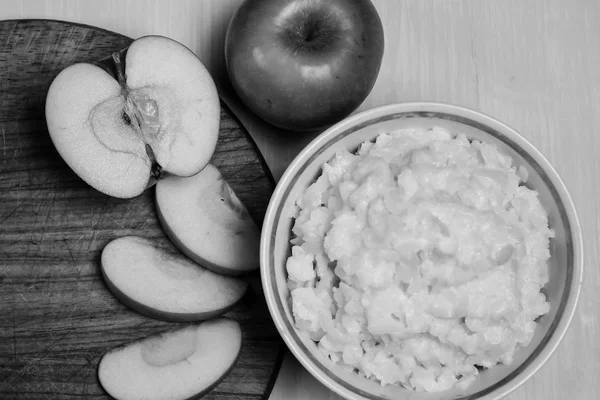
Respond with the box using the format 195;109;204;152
45;35;220;198
100;236;247;322
98;318;242;400
156;164;260;275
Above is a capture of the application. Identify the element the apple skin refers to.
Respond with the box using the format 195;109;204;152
225;0;384;131
100;236;249;323
98;319;242;400
101;270;243;323
155;165;260;276
100;245;248;323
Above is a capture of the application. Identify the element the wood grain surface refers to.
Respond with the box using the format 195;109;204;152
1;1;600;400
0;19;283;400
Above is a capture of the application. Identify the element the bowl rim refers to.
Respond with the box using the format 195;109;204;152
260;101;584;400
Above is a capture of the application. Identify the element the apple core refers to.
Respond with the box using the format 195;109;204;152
111;50;164;179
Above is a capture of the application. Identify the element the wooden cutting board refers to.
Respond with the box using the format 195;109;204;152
0;19;284;399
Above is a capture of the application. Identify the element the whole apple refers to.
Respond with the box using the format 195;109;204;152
225;0;384;131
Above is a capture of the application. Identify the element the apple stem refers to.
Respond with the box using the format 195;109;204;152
111;50;129;94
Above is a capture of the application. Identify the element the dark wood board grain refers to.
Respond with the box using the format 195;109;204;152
0;19;284;400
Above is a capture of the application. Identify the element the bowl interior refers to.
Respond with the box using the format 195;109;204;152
262;106;579;400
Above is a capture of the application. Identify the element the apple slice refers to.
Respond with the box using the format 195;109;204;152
156;164;260;275
100;236;247;322
98;318;242;400
45;35;220;198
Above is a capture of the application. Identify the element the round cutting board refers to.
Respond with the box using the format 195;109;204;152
0;19;283;399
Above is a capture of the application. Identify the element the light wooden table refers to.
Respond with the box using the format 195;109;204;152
2;1;599;399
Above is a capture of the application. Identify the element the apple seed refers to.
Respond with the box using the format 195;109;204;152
122;111;132;125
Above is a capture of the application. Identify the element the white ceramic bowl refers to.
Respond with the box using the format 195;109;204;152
260;102;583;400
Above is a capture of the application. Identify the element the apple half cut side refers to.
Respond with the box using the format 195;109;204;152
98;318;242;400
101;236;247;322
45;35;220;198
156;163;260;276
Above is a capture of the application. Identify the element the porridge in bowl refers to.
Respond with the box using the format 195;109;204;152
285;127;553;392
